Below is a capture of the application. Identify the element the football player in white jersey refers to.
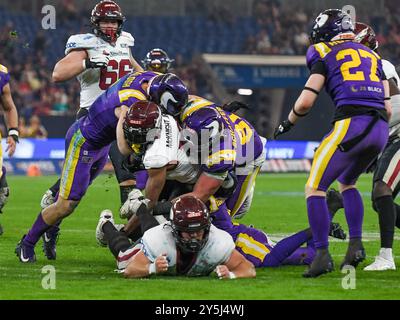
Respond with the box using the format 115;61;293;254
98;195;256;278
39;0;143;260
354;23;400;271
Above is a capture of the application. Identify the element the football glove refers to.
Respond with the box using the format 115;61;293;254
273;120;294;139
222;101;250;113
85;53;110;69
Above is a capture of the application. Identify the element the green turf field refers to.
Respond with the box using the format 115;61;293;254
0;173;399;300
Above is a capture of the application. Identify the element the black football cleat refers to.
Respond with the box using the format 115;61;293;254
0;223;3;236
15;235;36;263
42;226;59;260
326;188;344;217
303;249;334;278
340;238;366;270
329;222;347;240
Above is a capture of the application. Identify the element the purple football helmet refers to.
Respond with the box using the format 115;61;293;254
182;107;225;152
309;9;354;44
148;73;188;117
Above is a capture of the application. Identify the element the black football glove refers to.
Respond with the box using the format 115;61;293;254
273;120;294;139
222;101;250;113
122;153;145;173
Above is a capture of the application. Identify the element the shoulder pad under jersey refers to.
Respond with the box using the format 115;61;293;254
119;31;135;47
207;225;235;263
141;223;174;262
65;33;100;55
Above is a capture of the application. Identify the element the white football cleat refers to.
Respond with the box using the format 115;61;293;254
120;189;147;219
40;189;55;209
95;209;115;247
364;255;396;271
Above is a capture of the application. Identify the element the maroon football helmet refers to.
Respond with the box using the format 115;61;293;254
123;101;162;146
354;22;379;51
91;1;125;43
170;196;211;253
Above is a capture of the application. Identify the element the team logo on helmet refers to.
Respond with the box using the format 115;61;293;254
123;101;162;147
309;9;354;44
354;22;379;51
170;196;211;254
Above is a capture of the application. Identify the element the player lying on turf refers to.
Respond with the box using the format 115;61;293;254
97;195;256;279
97;189;346;271
274;9;391;277
15;72;188;263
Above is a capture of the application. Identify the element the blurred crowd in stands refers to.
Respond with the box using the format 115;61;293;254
1;0;399;136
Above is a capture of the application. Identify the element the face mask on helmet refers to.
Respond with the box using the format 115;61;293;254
91;1;125;43
170;196;211;254
148;74;189;117
309;9;354;44
123;101;162;148
142;48;174;74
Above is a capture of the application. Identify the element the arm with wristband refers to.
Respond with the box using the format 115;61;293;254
1;82;19;157
274;73;325;139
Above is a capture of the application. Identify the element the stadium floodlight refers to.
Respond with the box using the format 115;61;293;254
237;89;253;96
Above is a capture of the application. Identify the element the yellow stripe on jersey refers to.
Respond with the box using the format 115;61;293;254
235;233;270;261
180;97;215;122
314;43;332;59
206;149;236;168
0;64;8;74
118;89;147;103
230;166;260;217
306;119;351;190
60;130;86;199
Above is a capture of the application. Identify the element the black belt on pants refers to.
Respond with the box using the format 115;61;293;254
333;105;388;152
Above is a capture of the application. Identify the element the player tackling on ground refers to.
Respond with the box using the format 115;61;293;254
98;195;256;278
274;9;391;277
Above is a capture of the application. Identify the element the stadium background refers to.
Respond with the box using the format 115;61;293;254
1;0;400;302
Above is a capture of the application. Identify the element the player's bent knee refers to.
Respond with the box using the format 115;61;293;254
372;180;392;199
305;185;325;198
54;198;79;218
338;184;355;193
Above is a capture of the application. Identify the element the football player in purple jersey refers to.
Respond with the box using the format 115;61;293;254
0;64;19;236
16;72;187;263
274;9;391;277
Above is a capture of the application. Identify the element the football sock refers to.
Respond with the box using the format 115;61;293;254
0;166;8;188
103;221;132;259
137;203;160;234
24;212;51;246
263;229;312;267
307;196;330;249
342;188;363;239
374;195;396;248
120;185;135;206
394;203;400;228
49;179;61;198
